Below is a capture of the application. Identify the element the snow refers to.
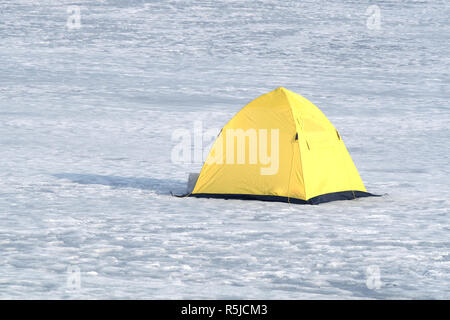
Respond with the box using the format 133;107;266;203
0;0;449;299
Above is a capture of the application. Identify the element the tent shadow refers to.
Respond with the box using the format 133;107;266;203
52;173;186;195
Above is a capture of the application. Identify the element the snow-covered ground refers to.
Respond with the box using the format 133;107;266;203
0;0;449;299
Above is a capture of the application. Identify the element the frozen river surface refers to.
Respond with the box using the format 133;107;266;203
0;0;449;298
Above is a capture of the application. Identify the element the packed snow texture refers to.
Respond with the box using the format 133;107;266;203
0;0;449;299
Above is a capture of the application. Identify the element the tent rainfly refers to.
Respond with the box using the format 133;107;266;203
181;87;377;204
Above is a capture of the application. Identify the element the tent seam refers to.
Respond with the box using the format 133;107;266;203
281;88;307;200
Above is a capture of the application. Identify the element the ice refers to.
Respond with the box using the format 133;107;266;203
0;0;449;299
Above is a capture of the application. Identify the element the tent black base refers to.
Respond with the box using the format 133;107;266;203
189;191;380;205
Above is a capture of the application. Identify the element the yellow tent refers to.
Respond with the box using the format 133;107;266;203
188;87;376;204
